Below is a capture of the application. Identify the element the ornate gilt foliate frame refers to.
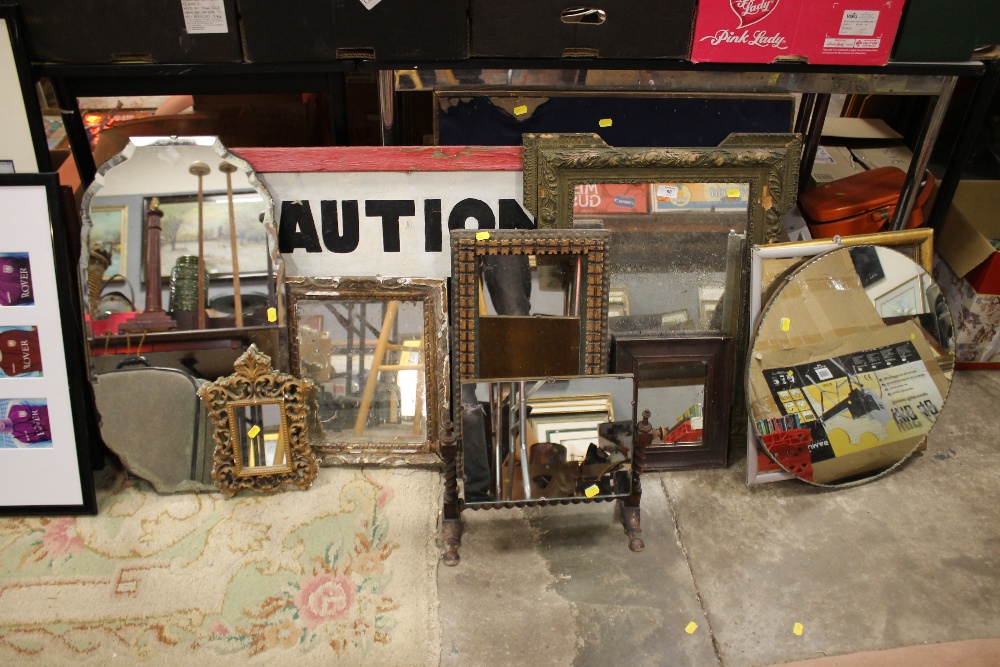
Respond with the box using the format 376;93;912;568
286;277;449;465
451;229;612;383
198;345;317;496
523;132;802;243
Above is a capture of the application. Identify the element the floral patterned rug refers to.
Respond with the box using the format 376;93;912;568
0;465;443;665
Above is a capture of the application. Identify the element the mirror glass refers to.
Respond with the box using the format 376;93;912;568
82;137;274;334
573;181;748;336
295;298;427;450
451;229;610;383
638;360;707;448
462;374;635;505
747;245;954;486
229;400;288;470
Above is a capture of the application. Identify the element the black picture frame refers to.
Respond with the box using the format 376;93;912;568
0;5;51;172
613;335;733;470
0;173;97;515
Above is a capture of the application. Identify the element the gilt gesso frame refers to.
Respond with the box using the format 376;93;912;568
286;276;448;466
198;345;317;497
523;132;802;242
451;229;612;385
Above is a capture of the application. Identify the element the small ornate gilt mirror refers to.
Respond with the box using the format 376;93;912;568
198;345;317;495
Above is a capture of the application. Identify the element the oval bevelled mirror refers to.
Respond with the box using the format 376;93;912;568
747;245;954;486
80;136;279;339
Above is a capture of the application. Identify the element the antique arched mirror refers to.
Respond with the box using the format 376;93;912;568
747;245;954;486
198;345;317;495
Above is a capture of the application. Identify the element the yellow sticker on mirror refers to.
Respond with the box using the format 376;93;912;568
584;484;600;498
475;231;490;240
685;622;698;634
793;623;804;636
599;118;613;127
247;424;261;439
780;317;790;332
513;104;528;116
727;188;742;198
267;307;277;323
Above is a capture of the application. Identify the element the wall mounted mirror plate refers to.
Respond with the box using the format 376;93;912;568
450;228;611;390
461;374;635;507
614;335;733;470
198;345;317;495
745;228;935;485
747;245;954;487
287;277;448;466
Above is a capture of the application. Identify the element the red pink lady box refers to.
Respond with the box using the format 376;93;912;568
690;0;906;65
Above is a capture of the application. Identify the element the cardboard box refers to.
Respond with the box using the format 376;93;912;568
471;0;696;59
238;0;467;62
573;184;650;215
19;0;242;63
892;0;1000;62
938;181;1000;295
691;0;905;65
811;143;862;184
650;182;749;212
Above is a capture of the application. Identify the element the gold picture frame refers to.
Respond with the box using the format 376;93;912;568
198;345;317;496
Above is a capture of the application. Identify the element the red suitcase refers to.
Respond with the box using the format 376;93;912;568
799;166;935;239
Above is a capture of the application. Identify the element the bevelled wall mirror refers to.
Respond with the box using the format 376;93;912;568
80;136;281;354
747;245;954;487
81;136;284;494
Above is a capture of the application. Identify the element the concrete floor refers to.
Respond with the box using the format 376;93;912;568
438;370;1000;667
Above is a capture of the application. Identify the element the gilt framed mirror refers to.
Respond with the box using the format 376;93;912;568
198;345;317;495
286;277;448;466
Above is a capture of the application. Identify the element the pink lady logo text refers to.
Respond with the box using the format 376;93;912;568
730;0;779;28
699;29;788;49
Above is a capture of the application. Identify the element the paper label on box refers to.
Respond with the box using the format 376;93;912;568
657;185;679;199
814;146;835;164
359;0;384;9
839;10;879;36
180;0;228;34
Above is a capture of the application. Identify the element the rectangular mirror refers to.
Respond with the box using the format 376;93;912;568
450;228;611;387
228;399;288;470
614;336;732;470
573;180;748;336
287;277;448;465
461;374;635;506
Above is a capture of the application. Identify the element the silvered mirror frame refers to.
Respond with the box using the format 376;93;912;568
78;136;284;336
198;345;317;496
523;132;802;242
451;228;612;389
286;277;448;464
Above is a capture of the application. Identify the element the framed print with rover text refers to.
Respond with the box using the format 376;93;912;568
0;174;96;514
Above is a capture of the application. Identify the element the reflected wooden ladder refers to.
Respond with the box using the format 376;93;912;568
353;301;424;436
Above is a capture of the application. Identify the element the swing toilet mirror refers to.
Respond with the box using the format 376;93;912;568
747;245;954;487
